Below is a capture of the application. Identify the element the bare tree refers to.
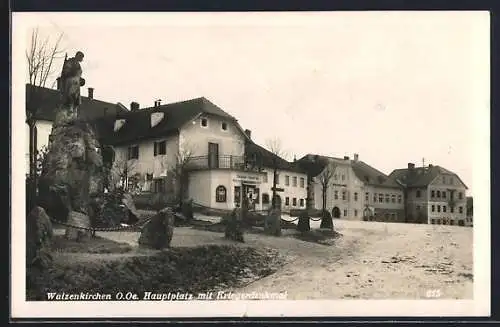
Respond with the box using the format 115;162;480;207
110;159;137;191
25;28;65;208
167;143;196;207
265;137;289;209
316;163;335;228
26;27;65;89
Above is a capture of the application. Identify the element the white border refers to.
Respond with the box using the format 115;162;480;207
11;11;491;318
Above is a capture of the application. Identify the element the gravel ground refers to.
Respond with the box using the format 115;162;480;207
53;217;473;300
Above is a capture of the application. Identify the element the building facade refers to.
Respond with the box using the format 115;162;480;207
389;163;468;226
103;97;307;211
295;154;404;221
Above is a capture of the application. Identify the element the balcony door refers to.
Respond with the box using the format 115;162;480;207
208;142;219;169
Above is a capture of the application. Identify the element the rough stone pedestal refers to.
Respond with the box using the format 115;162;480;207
38;118;104;241
297;211;311;232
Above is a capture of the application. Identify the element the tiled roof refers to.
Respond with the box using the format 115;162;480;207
93;97;240;146
245;141;305;173
26;84;127;121
351;160;401;189
388;165;468;189
293;154;331;177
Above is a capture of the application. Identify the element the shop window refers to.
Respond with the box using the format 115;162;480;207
216;185;227;202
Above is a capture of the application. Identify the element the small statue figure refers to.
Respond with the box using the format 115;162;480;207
58;51;85;117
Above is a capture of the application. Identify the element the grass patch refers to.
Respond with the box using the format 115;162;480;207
50;235;133;254
293;229;342;246
27;245;285;301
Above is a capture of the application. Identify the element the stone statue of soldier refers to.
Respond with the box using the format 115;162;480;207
57;51;85;120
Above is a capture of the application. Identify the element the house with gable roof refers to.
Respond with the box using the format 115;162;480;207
388;163;468;225
98;97;307;211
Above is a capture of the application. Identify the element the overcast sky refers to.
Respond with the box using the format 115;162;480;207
14;12;490;196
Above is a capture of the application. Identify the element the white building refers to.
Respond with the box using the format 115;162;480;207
295;154;404;221
101;97;307;211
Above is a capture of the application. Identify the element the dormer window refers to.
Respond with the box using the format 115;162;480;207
221;122;228;131
114;119;126;132
201;118;208;127
151;112;165;128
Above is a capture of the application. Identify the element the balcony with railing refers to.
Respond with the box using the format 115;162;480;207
185;155;263;172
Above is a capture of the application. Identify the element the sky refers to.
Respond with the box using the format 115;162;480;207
13;12;490;196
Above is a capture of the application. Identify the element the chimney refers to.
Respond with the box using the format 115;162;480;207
130;102;140;111
154;99;162;107
354;153;359;162
87;87;94;99
244;129;252;139
344;156;350;160
408;163;415;170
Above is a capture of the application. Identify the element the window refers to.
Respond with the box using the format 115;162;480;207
442;191;446;199
391;213;396;220
437;219;442;225
391;194;396;203
285;197;290;206
437;205;441;213
436;190;441;198
354;209;358;217
379;194;384;203
262;193;270;204
374;193;377;203
431;205;435;212
153;140;166;156
221;122;227;131
458;192;463;200
365;192;369;202
431;190;435;197
397;195;402;203
450;177;453;184
416;190;421;198
285;175;290;186
354;192;358;201
344;209;347;217
276;174;280;185
299;177;305;188
263;173;268;183
451;206;455;213
459;206;463;214
334;190;339;200
342;174;345;181
215;185;227;202
385;194;390;203
342;191;347;201
292;198;297;206
443;205;447;213
450;220;455;226
385;213;390;220
431;219;435;224
300;199;304;207
443;176;446;184
292;176;297;187
201;118;208;127
128;145;139;160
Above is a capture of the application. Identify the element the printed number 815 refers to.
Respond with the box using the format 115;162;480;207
425;289;441;298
